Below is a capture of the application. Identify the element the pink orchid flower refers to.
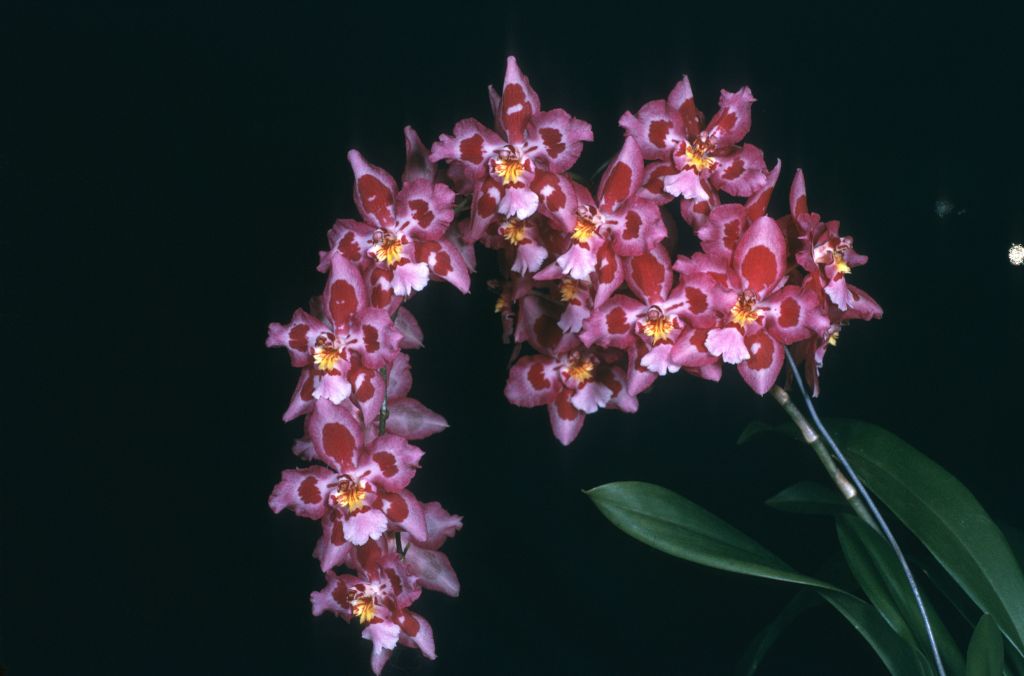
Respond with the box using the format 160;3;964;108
267;254;401;417
430;56;593;241
312;540;442;676
788;169;883;317
269;400;429;563
548;138;667;281
620;76;768;203
581;245;720;395
505;296;637;445
683;214;827;395
318;131;469;307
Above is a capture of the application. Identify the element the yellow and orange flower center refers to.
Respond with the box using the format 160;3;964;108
499;217;527;246
331;476;369;512
827;328;840;347
492;146;525;185
369;230;404;267
833;250;851;275
312;333;344;372
639;307;675;344
730;292;762;328
347;587;379;624
564;352;596;383
571;218;599;243
682;135;717;172
495;296;510;314
571;205;602;243
560;278;583;303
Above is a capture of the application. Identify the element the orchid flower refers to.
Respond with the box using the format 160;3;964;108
269;400;429;563
267;253;401;417
620;76;768;204
788;169;883;317
505;295;636;445
581;244;720;395
430;56;593;241
318;131;469;307
548;138;667;281
311;541;437;676
683;213;828;395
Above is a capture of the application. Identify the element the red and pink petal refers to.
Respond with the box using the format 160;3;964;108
395;179;455;241
737;331;784;396
324;254;369;328
308;399;364;472
618;100;684;161
707;86;756;147
499;56;541;144
504;354;561;407
347;150;398;229
580;295;645;348
709;143;768;197
624;245;674;304
527;108;593;173
547;389;586;446
429;118;505;179
268;466;335;520
417;238;472;293
733;216;787;296
597;137;644;212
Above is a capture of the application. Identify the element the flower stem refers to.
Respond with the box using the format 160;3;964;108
769;385;877;531
780;348;946;676
378;365;390;436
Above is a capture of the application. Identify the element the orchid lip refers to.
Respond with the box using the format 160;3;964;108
638;306;676;344
490;144;526;185
312;332;347;372
368;229;405;267
729;291;763;328
562;350;596;386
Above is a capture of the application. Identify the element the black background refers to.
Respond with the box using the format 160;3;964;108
2;3;1023;675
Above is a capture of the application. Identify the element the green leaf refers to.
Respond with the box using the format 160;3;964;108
587;481;928;675
967;615;1004;676
818;589;935;676
736;590;822;676
838;515;965;675
766;481;849;516
586;481;840;590
828;420;1024;657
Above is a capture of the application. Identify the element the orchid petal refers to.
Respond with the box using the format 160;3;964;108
499;56;541;144
347;150;397;229
504;354;560;407
737;330;784;395
734;216;787;296
268;466;334;520
527;108;593;173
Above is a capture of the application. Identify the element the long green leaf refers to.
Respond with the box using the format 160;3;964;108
827;420;1024;657
586;481;839;590
819;589;935;676
766;481;849;516
587;481;927;675
967;615;1004;676
838;514;965;675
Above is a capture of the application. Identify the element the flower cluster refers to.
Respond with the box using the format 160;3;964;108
268;127;465;674
269;55;882;672
435;58;881;444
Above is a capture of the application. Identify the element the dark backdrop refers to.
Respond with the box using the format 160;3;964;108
2;3;1022;675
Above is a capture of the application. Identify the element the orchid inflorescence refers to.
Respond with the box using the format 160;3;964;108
267;55;882;673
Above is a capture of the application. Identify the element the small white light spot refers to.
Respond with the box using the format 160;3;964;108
1010;243;1024;266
